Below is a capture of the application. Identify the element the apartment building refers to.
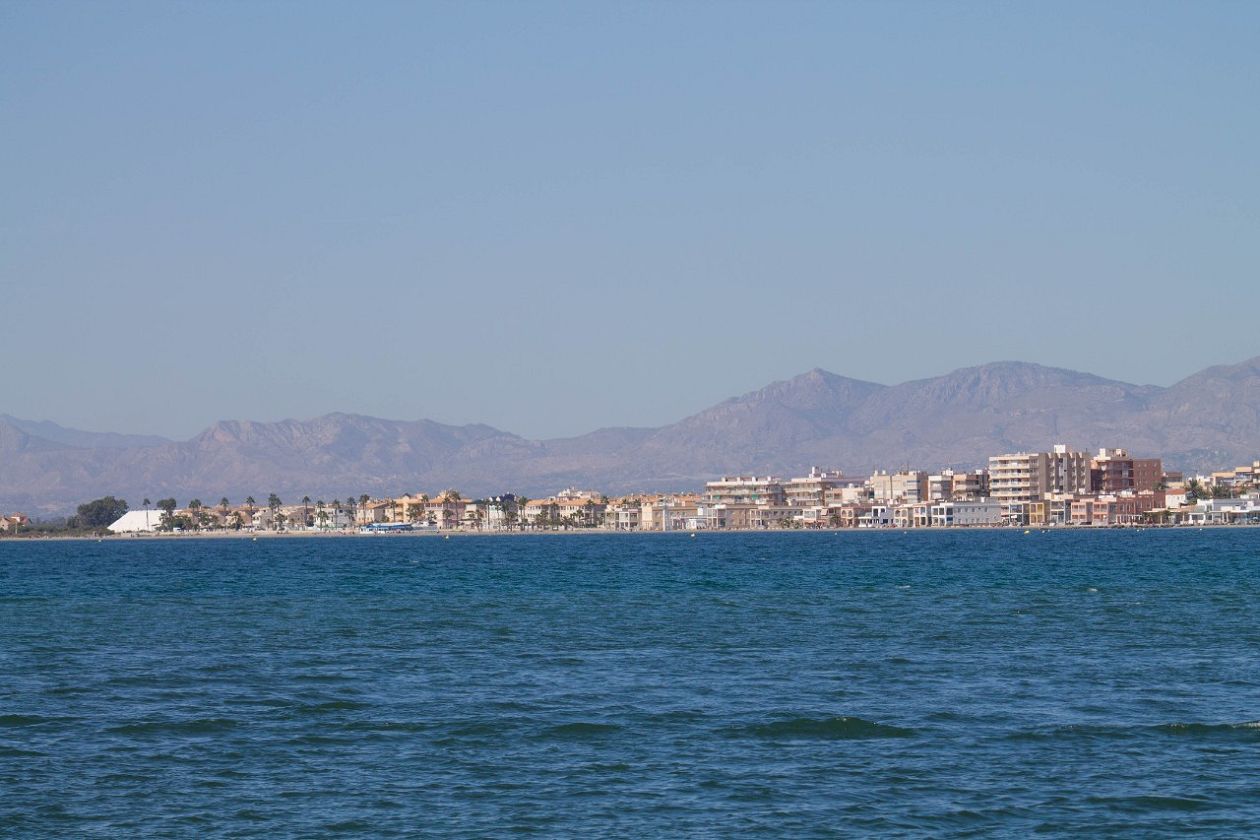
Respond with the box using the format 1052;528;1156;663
950;469;991;500
927;471;955;501
990;444;1090;514
783;467;847;507
868;470;928;503
703;476;785;506
1090;448;1163;493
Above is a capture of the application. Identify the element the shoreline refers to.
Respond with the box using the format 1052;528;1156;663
5;522;1257;542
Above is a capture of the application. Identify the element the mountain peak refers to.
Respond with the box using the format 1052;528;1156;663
5;355;1260;513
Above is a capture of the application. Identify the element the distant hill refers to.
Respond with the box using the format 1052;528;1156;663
0;415;170;450
3;357;1259;514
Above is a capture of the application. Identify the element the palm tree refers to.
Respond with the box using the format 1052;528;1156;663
302;496;311;529
245;496;257;513
267;494;281;531
218;498;230;530
143;497;152;529
515;496;529;531
188;499;203;531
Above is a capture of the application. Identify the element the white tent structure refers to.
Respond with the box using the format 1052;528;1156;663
107;509;161;533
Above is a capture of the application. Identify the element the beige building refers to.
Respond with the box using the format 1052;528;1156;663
950;469;990;500
989;444;1090;512
640;496;701;531
868;470;928;503
703;476;785;506
783;468;847;507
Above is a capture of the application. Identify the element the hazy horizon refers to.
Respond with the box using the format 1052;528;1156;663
4;2;1258;439
5;353;1259;442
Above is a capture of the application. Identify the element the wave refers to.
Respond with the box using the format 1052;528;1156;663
1085;794;1216;812
538;721;623;740
1153;721;1260;736
0;713;72;727
741;715;916;740
291;699;369;715
1009;720;1260;741
106;718;240;736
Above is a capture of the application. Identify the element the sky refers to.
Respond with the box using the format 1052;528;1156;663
2;1;1258;440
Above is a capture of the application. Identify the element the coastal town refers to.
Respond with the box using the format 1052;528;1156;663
5;442;1256;536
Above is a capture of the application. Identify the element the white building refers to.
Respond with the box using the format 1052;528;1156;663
930;499;1002;527
107;510;162;533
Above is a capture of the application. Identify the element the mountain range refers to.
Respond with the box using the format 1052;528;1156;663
2;357;1258;515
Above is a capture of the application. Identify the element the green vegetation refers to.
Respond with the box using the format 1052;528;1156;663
76;496;128;529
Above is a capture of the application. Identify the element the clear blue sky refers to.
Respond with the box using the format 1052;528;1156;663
3;1;1258;440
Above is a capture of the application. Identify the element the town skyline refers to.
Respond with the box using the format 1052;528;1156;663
25;441;1255;537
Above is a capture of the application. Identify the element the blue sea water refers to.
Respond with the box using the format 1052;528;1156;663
3;529;1260;837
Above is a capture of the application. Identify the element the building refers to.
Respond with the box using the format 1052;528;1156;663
927;471;955;502
868;470;928;503
481;495;520;531
951;470;990;500
783;468;847;508
106;510;162;533
639;496;700;531
1046;444;1092;495
989;452;1050;512
603;499;642;531
1089;448;1163;494
703;476;785;506
930;499;1001;527
989;445;1090;517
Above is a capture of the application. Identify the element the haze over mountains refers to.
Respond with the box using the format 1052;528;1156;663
2;357;1258;515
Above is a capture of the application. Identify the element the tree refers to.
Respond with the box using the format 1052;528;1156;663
76;496;129;529
156;498;178;530
266;494;282;531
188;499;203;531
245;496;257;512
302;496;311;528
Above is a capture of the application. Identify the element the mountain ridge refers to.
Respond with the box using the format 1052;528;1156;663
3;357;1259;514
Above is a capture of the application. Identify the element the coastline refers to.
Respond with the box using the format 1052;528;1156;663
7;522;1257;542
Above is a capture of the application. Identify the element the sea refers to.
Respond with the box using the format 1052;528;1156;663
3;529;1260;837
